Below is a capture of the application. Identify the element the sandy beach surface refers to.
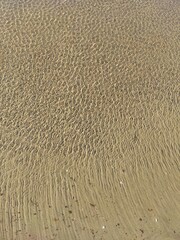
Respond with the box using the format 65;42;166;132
0;0;180;239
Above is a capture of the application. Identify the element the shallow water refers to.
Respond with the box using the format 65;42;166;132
0;0;180;239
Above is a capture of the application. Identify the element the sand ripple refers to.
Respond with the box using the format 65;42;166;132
0;0;180;239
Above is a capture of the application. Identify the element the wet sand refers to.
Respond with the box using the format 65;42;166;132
0;0;180;239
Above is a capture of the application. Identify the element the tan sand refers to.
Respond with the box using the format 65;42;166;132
0;0;180;239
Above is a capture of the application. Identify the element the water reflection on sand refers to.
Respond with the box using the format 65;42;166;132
0;0;180;239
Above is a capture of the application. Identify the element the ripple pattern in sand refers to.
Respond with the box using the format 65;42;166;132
0;0;180;239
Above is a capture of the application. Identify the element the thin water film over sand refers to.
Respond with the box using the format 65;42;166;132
0;0;180;239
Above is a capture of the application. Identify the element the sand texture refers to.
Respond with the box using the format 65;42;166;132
0;0;180;239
